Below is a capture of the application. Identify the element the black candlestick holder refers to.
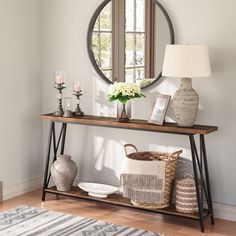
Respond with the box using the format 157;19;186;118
54;83;66;116
73;90;84;116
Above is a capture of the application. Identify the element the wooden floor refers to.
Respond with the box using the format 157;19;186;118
0;189;235;236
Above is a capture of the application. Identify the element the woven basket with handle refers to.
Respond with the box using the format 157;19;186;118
122;144;182;209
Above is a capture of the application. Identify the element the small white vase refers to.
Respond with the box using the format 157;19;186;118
173;78;199;127
51;155;78;191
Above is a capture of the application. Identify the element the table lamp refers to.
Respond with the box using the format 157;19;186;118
162;44;211;127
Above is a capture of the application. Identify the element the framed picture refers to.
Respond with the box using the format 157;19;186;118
148;94;171;125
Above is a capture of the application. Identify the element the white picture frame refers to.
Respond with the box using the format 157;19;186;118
148;94;171;125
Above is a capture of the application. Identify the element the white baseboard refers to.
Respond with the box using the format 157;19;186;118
213;202;236;222
2;177;236;222
3;176;43;201
0;181;2;202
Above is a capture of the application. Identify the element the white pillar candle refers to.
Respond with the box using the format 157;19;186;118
56;75;64;84
74;82;81;92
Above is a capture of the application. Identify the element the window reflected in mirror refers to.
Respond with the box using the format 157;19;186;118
89;0;174;88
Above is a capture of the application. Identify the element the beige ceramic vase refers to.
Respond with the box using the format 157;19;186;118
51;154;78;191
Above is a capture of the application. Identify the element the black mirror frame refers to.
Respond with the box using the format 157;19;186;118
87;0;175;89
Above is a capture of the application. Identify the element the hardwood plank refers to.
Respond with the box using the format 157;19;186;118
0;189;235;236
41;114;218;135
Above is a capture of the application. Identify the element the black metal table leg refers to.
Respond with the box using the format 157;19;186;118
189;135;205;232
45;123;67;188
201;134;215;225
192;136;212;214
60;123;67;155
42;122;67;201
42;122;54;201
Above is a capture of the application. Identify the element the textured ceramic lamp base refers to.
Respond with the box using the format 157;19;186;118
173;78;199;127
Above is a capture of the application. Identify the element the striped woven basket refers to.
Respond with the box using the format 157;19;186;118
123;144;182;209
176;175;198;214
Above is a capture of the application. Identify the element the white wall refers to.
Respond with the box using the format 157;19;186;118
0;0;43;199
0;0;235;220
41;0;236;208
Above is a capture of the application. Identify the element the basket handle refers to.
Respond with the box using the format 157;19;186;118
124;144;138;156
184;174;194;179
170;150;183;159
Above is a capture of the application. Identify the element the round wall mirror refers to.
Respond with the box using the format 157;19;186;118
87;0;175;89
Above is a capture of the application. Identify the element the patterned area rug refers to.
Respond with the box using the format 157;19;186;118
0;205;167;236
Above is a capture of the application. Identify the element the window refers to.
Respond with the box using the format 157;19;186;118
125;0;145;83
92;0;155;83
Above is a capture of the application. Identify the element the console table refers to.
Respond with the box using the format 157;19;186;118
41;114;217;232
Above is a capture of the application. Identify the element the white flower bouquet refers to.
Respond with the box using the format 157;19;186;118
107;82;145;104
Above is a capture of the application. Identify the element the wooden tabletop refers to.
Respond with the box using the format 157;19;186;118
41;113;218;135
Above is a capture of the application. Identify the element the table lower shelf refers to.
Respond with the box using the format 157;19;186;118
45;186;209;221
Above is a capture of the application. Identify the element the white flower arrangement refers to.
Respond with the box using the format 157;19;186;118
107;82;145;104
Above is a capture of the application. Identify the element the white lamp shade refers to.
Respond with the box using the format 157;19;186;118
162;45;211;78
